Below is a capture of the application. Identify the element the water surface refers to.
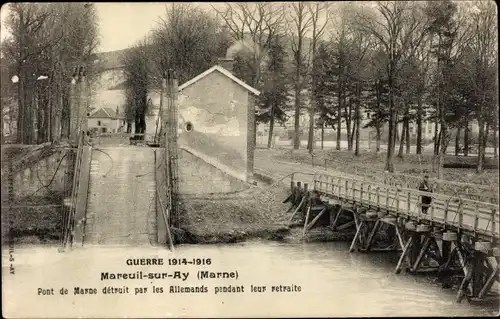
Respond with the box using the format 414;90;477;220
2;241;498;318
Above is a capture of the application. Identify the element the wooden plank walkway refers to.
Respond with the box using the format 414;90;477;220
313;173;499;241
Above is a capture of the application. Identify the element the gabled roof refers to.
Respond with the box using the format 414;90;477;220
89;107;118;119
178;65;260;96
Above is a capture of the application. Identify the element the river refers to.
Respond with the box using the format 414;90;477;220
2;241;498;318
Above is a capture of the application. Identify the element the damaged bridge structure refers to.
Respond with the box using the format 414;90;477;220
50;60;260;252
287;172;499;304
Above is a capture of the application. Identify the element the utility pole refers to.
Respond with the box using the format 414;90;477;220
69;65;88;144
166;69;179;229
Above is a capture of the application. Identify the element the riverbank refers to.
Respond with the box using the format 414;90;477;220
176;184;292;244
1;193;64;245
175;169;357;245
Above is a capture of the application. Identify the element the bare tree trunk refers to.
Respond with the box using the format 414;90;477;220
395;121;400;143
355;99;360;156
17;69;25;143
24;81;34;144
455;126;461;156
438;124;447;179
443;130;450;155
52;69;63;142
433;117;439;155
392;111;399;155
307;107;314;153
350;115;356;152
416;98;423;154
375;80;381;153
405;118;410;154
346;99;353;151
61;89;70;139
398;121;405;158
293;85;301;149
37;84;44;144
464;117;469;156
482;121;489;161
376;124;381;153
477;115;485;173
46;82;52;142
336;86;342;151
267;104;275;149
494;117;498;159
321;123;324;150
384;77;395;172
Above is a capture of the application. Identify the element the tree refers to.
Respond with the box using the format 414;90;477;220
313;42;337;149
150;3;230;87
2;3;99;144
287;2;313;150
463;1;498;172
354;1;429;172
214;3;286;88
306;2;330;153
123;40;151;138
426;0;460;177
258;36;290;148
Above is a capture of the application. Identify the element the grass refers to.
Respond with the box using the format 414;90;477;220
1;192;64;244
269;148;499;185
177;184;294;244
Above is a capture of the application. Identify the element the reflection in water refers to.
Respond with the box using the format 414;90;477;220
2;241;498;318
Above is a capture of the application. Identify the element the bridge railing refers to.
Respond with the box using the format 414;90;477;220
313;173;499;240
313;156;498;204
382;172;498;204
60;133;85;249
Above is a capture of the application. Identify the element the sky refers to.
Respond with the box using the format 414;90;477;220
95;3;168;52
0;2;220;53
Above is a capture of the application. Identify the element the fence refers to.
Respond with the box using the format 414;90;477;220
313;173;499;240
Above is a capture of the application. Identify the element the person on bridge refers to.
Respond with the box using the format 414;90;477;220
419;174;433;214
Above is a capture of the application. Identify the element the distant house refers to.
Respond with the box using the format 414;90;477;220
87;107;126;134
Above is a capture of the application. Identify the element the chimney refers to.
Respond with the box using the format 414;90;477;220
217;58;234;73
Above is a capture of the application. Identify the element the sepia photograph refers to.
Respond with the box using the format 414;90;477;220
1;1;499;317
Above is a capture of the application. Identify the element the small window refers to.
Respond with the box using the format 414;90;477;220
185;121;193;132
97;120;101;126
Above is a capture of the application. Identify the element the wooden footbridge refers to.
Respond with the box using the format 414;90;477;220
287;172;499;303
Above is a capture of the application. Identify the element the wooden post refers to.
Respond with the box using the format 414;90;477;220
407;191;411;216
409;232;422;268
395;224;405;250
411;236;431;271
471;253;485;298
302;183;309;215
306;207;327;231
331;205;343;230
395;236;413;274
349;219;365;253
367;184;372;207
478;259;499;299
491;208;497;243
303;197;312;236
364;219;381;252
289;196;306;222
